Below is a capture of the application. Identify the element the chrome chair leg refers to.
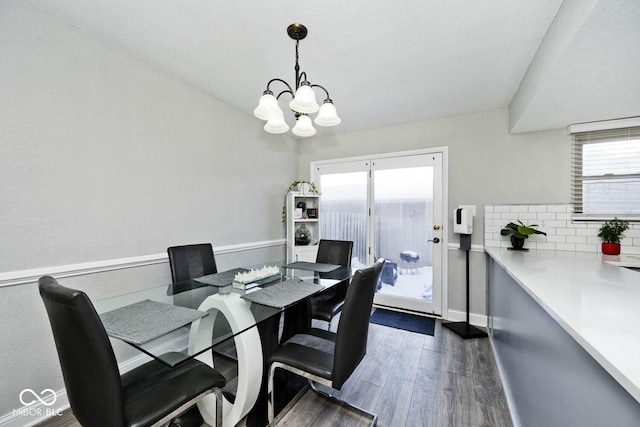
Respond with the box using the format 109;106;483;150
269;361;377;427
214;388;223;427
307;380;377;426
268;363;276;426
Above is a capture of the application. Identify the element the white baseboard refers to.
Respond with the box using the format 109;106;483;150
445;309;487;327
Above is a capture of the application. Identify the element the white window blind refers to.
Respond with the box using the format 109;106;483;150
570;126;640;219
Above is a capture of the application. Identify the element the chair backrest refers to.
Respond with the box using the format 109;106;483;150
167;243;218;283
316;240;354;268
332;259;384;389
38;276;126;427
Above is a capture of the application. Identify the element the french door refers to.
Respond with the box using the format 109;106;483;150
312;151;445;315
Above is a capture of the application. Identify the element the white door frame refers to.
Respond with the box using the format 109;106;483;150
311;147;449;317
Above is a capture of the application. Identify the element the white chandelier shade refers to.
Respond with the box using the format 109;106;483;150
253;92;283;121
314;100;341;127
254;23;340;138
289;83;320;114
292;114;317;137
264;110;290;134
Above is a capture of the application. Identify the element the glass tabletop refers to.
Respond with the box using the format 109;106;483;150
93;261;352;367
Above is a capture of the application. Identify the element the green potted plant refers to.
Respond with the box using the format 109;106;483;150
597;217;629;255
282;180;319;223
500;220;547;250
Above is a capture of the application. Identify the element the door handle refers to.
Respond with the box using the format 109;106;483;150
428;238;440;244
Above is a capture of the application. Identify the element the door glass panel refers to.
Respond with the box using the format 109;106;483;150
373;166;434;302
314;152;443;316
319;171;368;266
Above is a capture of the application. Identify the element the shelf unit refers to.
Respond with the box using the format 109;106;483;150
286;191;320;262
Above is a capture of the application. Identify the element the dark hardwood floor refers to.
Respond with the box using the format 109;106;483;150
37;318;512;427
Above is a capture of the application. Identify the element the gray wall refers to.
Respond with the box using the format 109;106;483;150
0;0;295;419
297;109;570;317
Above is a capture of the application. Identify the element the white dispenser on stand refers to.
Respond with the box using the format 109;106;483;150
453;205;476;235
443;204;487;339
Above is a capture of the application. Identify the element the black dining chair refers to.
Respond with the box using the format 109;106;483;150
38;276;227;427
267;259;384;426
310;239;354;330
167;243;218;283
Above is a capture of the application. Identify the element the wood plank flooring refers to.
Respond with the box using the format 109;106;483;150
37;319;512;427
276;319;512;427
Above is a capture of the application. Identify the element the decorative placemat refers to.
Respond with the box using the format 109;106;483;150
241;279;324;309
194;268;250;287
283;261;341;273
100;299;208;345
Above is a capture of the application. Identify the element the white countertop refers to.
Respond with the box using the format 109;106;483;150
485;247;640;403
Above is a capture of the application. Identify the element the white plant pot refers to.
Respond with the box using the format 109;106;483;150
298;182;312;193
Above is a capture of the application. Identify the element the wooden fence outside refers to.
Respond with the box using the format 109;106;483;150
320;200;434;267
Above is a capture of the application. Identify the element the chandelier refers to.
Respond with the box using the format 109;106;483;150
253;23;341;137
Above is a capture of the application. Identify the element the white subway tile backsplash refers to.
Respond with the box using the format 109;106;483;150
556;243;576;251
567;236;587;244
547;205;568;213
587;236;601;245
576;244;598;253
625;229;640;238
556;228;577;236
528;205;548;213
548;220;567;228
570;222;589;229
547;235;567;243
483;203;639;254
518;213;538;220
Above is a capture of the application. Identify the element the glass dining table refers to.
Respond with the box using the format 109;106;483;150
93;261;351;427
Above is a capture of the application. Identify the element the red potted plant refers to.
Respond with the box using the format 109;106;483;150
597;217;629;255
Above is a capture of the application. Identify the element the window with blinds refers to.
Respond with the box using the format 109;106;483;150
571;126;640;219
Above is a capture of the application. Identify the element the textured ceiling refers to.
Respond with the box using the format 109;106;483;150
26;0;640;135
